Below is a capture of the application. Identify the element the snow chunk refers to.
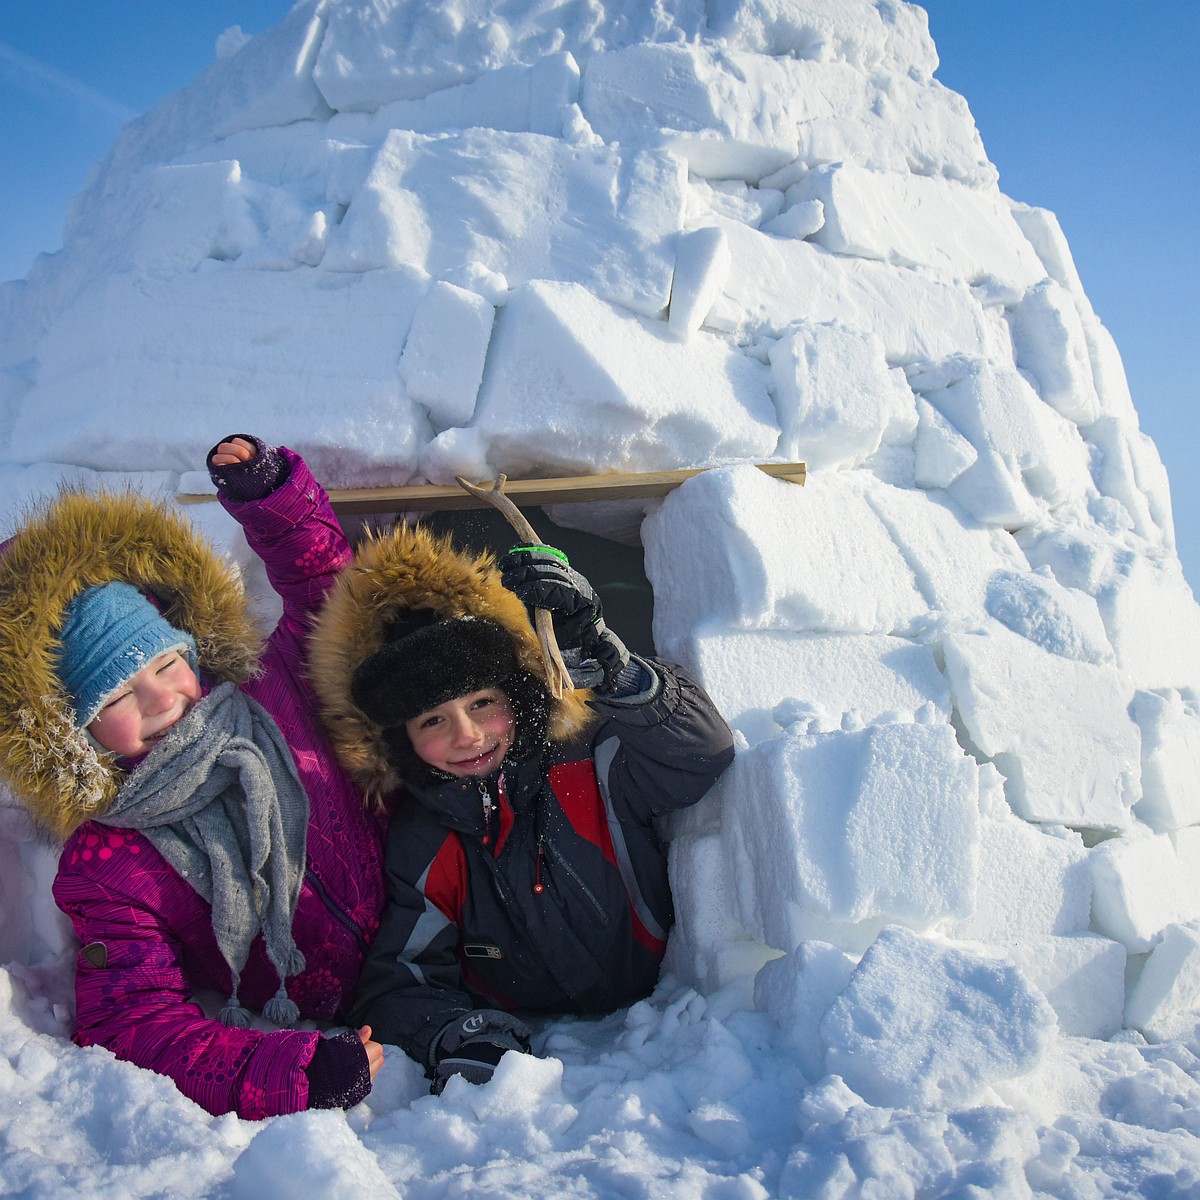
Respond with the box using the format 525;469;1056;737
313;0;702;111
919;361;1094;528
1125;923;1200;1034
707;0;939;77
821;926;1057;1109
423;280;777;481
1002;934;1126;1041
398;281;495;429
791;164;1045;296
1023;525;1200;692
325;129;683;317
983;569;1112;664
942;788;1092;943
1008;279;1102;425
667;226;730;341
768;321;916;470
753;940;856;1083
722;722;980;954
943;621;1140;831
644;466;929;648
1131;689;1200;832
11;269;429;484
711;219;994;363
583;44;989;183
1090;832;1194;953
668;630;950;748
913;395;977;488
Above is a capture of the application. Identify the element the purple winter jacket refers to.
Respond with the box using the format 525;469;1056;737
51;449;389;1119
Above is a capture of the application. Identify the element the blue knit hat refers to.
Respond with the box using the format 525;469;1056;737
56;582;197;728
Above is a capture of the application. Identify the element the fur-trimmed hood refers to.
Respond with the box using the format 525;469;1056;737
0;489;263;840
308;523;596;805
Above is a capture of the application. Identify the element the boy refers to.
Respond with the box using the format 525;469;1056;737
308;524;735;1093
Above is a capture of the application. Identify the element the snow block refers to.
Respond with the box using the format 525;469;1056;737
768;322;917;470
790;164;1045;296
12;269;429;484
398;281;495;430
753;940;857;1083
667;226;731;341
666;825;777;995
1089;833;1194;953
423;280;777;481
914;396;977;489
709;219;993;362
919;362;1093;527
1130;689;1200;833
721;722;980;954
943;621;1140;831
863;484;1029;623
644;466;930;654
942;802;1091;944
583;44;989;184
313;0;692;111
1085;417;1174;549
325;129;683;318
668;629;950;748
1125;923;1200;1034
820;926;1057;1109
1003;934;1126;1040
1007;280;1102;426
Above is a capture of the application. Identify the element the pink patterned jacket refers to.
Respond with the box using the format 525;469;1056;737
51;449;388;1118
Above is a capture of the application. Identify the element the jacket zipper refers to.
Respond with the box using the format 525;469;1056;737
539;836;611;926
304;868;368;954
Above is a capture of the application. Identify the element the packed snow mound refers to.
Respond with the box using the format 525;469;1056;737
4;1;1200;1195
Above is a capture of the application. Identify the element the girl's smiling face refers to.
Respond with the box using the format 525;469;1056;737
405;688;516;777
86;650;201;758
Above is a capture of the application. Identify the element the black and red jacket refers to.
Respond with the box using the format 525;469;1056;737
347;658;734;1068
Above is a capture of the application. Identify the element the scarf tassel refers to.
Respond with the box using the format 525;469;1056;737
262;987;300;1028
218;996;252;1028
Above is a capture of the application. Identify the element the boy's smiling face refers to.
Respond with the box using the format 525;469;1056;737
86;650;201;758
405;687;516;777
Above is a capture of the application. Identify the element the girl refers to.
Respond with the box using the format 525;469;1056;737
0;436;388;1118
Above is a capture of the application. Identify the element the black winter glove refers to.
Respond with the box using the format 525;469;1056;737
499;544;630;691
429;1009;532;1095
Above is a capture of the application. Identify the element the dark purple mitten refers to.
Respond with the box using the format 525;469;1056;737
305;1030;373;1110
206;433;289;502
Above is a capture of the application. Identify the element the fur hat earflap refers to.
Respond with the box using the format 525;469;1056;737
308;522;596;804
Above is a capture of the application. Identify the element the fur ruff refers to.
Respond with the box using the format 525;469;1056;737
307;523;596;805
0;488;263;840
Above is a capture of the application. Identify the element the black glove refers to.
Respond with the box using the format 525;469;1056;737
499;545;630;690
429;1009;532;1095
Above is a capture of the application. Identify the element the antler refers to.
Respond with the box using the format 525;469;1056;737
455;474;572;698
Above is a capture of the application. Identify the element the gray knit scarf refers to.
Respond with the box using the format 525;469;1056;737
97;681;310;1028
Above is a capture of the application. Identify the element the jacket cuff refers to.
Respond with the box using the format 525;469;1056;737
207;434;289;502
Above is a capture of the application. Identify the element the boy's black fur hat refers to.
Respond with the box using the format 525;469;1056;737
351;613;517;726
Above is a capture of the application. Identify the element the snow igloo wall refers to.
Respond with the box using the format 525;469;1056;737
4;0;1200;1110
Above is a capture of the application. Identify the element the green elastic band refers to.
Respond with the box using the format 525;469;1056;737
527;544;569;565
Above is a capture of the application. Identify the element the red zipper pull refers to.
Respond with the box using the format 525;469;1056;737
533;836;545;894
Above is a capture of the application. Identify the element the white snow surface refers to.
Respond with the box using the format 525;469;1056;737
4;1;1200;1195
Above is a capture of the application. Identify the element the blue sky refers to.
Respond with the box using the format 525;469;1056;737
1;1;1197;592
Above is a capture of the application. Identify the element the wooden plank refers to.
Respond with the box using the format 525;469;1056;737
179;461;805;515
